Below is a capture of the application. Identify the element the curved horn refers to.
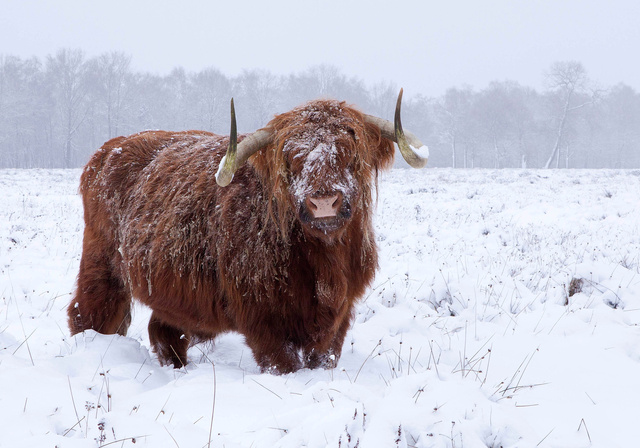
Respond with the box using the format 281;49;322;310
216;98;274;187
364;89;428;168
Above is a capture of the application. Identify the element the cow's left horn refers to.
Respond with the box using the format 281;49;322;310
364;89;428;168
216;98;274;187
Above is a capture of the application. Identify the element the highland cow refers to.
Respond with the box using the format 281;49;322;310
68;89;428;373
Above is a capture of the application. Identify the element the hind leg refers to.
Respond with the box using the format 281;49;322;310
148;312;189;368
68;238;131;336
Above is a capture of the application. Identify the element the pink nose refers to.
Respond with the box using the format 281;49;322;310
306;193;342;218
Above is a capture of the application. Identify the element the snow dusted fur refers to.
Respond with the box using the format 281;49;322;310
68;100;395;373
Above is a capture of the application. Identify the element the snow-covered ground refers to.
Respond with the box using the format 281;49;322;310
1;168;640;448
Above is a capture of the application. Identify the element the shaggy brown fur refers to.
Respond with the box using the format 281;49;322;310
68;100;395;373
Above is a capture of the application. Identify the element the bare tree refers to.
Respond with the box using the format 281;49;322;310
472;81;536;168
605;84;640;168
543;61;595;169
235;69;282;132
95;52;132;138
435;87;474;168
0;55;51;167
188;68;231;133
368;80;398;120
46;48;91;167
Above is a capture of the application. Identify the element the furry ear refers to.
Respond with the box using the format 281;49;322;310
364;121;395;172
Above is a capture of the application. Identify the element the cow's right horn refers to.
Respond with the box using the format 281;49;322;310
216;99;274;187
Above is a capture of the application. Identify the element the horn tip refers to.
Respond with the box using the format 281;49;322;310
215;155;233;187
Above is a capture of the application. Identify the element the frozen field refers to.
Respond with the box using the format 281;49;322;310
1;168;640;447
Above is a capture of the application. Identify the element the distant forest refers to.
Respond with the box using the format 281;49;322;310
1;48;639;169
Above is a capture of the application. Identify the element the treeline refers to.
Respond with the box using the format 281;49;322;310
1;49;639;169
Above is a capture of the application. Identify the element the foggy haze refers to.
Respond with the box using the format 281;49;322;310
2;0;639;97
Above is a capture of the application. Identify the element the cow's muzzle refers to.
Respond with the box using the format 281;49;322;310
298;191;352;235
306;193;343;219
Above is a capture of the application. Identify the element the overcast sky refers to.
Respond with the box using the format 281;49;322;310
1;0;638;97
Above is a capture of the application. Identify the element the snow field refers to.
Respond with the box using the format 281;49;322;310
1;168;640;447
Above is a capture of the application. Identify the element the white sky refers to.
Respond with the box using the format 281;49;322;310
1;0;639;97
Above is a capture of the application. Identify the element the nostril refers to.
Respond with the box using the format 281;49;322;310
308;193;341;218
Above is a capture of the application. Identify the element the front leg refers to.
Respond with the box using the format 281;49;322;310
304;346;339;370
244;333;303;374
304;306;353;369
148;312;190;368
